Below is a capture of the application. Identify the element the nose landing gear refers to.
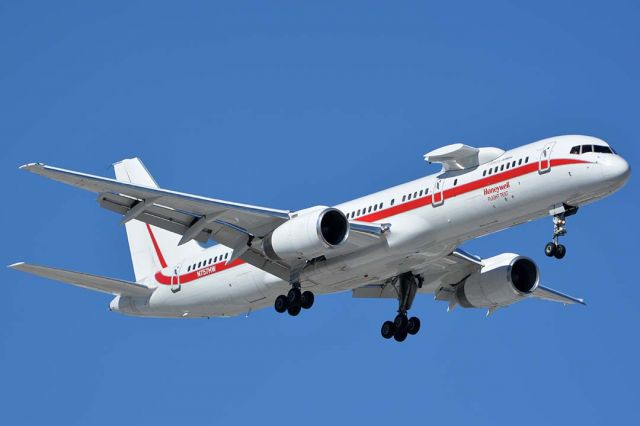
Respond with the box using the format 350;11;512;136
544;204;578;260
380;272;423;342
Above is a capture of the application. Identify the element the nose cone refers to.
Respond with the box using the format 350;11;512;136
602;155;631;188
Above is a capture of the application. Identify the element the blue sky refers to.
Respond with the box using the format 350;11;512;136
1;1;638;424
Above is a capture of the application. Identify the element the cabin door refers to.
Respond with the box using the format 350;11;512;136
539;142;555;174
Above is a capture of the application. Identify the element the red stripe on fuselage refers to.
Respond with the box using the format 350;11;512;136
155;258;245;284
154;158;589;285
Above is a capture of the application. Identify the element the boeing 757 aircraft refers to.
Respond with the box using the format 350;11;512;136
10;135;630;342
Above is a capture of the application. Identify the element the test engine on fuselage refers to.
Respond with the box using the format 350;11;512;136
263;207;349;262
455;254;540;309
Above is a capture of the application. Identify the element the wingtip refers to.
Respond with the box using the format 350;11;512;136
8;262;25;269
18;162;44;171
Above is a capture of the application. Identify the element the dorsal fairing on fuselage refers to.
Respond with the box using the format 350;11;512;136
424;143;505;173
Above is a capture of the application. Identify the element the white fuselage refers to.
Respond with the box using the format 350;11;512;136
111;135;630;318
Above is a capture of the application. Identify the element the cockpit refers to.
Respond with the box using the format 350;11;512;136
569;144;616;155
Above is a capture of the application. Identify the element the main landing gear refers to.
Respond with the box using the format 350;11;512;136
381;272;423;343
544;204;578;260
274;284;315;316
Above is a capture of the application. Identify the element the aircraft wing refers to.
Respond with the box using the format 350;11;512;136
9;262;155;297
20;162;290;242
20;162;296;277
20;162;389;282
352;249;482;298
532;285;585;305
353;249;585;307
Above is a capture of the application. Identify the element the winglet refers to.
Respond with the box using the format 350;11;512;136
7;261;25;269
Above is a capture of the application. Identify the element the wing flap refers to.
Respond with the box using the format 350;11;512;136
9;262;155;297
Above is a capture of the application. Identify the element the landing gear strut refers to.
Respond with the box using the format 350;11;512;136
274;283;315;316
544;204;578;260
380;272;423;342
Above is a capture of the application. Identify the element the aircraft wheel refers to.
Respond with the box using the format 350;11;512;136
287;287;302;305
300;291;314;309
394;313;408;330
545;242;557;257
407;317;421;335
274;295;288;313
287;305;301;316
393;327;408;342
554;244;567;259
381;321;395;339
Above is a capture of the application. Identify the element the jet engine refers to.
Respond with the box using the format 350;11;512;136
455;253;539;308
264;207;349;262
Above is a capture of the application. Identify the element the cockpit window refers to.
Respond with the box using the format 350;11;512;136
594;145;613;154
572;144;614;155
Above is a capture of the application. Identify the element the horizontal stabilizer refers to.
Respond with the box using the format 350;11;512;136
8;262;155;297
532;285;585;305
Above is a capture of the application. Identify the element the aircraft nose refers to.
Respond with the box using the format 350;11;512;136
601;155;631;187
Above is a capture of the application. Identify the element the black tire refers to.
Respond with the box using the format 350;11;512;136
555;244;567;259
407;317;421;335
274;295;288;313
300;291;315;309
287;305;301;316
394;313;408;330
545;242;557;257
394;328;408;342
381;321;395;339
287;287;302;305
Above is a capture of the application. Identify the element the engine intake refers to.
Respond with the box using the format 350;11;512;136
455;254;539;309
264;207;349;262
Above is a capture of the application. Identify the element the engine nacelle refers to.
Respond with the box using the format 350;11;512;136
264;207;349;262
455;253;539;308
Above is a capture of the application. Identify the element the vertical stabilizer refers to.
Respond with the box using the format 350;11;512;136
113;158;202;281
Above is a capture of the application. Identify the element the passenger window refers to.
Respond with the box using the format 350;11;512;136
453;179;458;185
506;163;510;169
413;192;417;198
525;157;529;163
500;165;504;171
408;194;412;200
214;256;217;262
379;202;383;209
518;159;522;165
582;145;593;153
402;195;406;202
425;189;429;194
225;253;228;259
373;204;377;211
419;190;423;196
187;265;191;272
570;146;580;155
494;167;498;173
391;199;395;206
197;262;201;268
483;170;486;176
368;206;372;213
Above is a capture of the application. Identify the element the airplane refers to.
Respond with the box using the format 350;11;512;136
9;135;630;342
